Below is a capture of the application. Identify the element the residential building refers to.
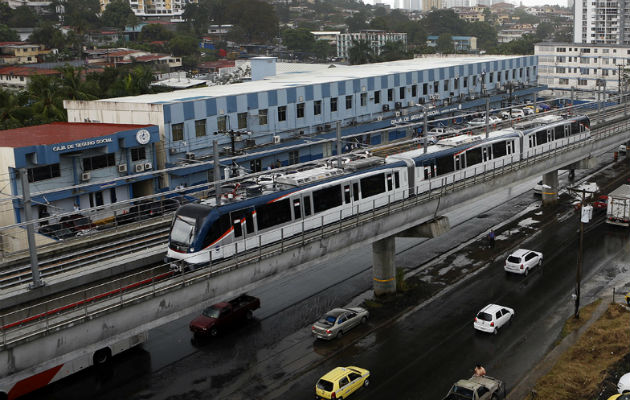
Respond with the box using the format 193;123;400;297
574;0;628;44
423;0;443;11
0;42;51;65
99;0;198;21
498;26;536;43
535;42;630;95
0;65;59;90
83;48;182;69
453;6;487;23
427;35;478;52
311;31;341;46
64;55;540;190
443;0;471;8
337;30;407;59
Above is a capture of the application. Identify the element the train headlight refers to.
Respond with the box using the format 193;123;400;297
189;248;195;252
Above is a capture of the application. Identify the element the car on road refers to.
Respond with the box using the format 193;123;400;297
504;249;543;276
189;294;260;337
311;307;369;340
468;116;501;127
473;304;514;335
499;108;525;119
443;375;505;400
316;366;370;400
619;372;630;393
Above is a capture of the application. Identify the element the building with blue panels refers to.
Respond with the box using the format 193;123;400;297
0;122;160;251
64;55;539;190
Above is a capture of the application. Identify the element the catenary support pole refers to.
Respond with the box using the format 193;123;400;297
485;97;490;138
336;121;342;168
213;140;221;205
20;168;43;289
423;109;428;154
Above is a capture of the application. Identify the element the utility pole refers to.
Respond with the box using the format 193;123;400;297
19;168;43;289
336;121;342;168
423;108;428;154
213;140;221;205
574;188;592;319
485;97;490;138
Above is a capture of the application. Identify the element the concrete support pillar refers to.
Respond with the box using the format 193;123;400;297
372;236;396;296
541;170;559;206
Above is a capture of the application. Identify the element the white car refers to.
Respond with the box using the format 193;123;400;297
473;304;515;335
505;249;543;276
533;180;543;195
619;373;630;393
500;108;525;119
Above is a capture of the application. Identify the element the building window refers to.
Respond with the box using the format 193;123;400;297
314;100;322;115
278;106;287;121
217;116;227;132
360;92;367;106
557;47;566;52
83;153;116;171
331;97;338;112
195;119;206;137
434;81;439;92
172;123;184;141
556;67;566;73
559;78;569;84
578;79;588;85
399;87;405;99
374;90;380;104
131;147;146;161
411;85;417;97
444;79;449;90
28;163;60;182
345;95;352;109
288;150;299;165
259;109;268;125
387;89;393;101
238;112;247;129
423;83;428;95
454;78;459;90
297;102;305;118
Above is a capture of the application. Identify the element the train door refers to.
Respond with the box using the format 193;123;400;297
454;154;464;181
230;208;254;255
342;183;353;219
527;134;536;156
301;193;315;231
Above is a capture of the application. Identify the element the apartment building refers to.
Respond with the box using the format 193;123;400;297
574;0;630;44
536;42;630;95
99;0;198;20
336;30;407;60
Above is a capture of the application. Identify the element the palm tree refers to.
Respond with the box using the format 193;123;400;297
27;75;66;123
348;39;377;65
57;65;98;101
0;88;25;129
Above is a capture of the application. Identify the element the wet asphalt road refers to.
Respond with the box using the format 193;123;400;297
23;154;630;400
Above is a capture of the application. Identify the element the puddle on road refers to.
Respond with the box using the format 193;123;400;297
518;217;539;228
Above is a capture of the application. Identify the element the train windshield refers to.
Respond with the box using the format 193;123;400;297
171;215;196;246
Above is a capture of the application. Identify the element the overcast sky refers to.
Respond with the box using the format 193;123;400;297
369;0;568;7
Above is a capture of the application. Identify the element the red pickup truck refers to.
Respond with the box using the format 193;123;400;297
190;294;261;337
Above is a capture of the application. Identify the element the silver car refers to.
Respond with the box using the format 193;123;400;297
311;307;369;340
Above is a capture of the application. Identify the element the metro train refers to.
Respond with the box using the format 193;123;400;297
166;114;590;266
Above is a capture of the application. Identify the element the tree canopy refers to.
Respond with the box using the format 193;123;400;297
101;0;137;30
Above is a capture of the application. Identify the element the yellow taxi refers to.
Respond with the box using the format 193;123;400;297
315;366;370;399
608;394;630;400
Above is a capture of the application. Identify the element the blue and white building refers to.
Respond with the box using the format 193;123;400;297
64;55;540;190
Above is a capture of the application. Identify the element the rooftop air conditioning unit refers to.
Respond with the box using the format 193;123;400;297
395;102;402;109
408;101;415;107
135;164;145;173
81;172;90;181
273;135;281;144
118;164;127;173
169;148;177;155
144;162;152;170
185;152;195;160
395;111;401;117
382;104;390;112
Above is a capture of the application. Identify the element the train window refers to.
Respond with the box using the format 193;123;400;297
230;209;254;234
304;196;312;216
353;182;359;201
493;142;507;158
256;199;291;230
394;172;400;188
361;173;386;198
293;199;301;219
436;155;454;175
466;148;483;166
313;185;342;213
203;214;231;248
387;174;393;191
555;125;565;139
571;121;579;135
344;185;351;203
536;130;547;144
233;218;243;237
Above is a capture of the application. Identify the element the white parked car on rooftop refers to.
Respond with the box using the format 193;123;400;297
505;249;543;276
473;304;514;335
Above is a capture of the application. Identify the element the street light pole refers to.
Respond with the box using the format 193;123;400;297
574;189;592;319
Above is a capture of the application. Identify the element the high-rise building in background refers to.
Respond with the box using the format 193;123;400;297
574;0;628;44
337;30;407;59
423;0;444;11
99;0;198;20
443;0;471;8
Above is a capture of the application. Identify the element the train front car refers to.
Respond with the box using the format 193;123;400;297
167;203;215;267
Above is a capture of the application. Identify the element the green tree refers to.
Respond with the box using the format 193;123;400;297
62;0;101;30
227;0;278;43
0;24;19;42
535;22;554;40
348;39;376;65
380;40;411;62
345;11;369;32
424;9;465;36
274;3;290;23
101;0;137;29
0;3;13;25
168;35;199;57
466;21;497;51
182;1;211;36
8;5;40;28
496;33;536;55
27;75;66;123
436;33;454;54
512;8;539;25
28;23;66;50
0;88;26;129
281;28;316;52
313;40;332;61
139;24;175;42
57;65;98;101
